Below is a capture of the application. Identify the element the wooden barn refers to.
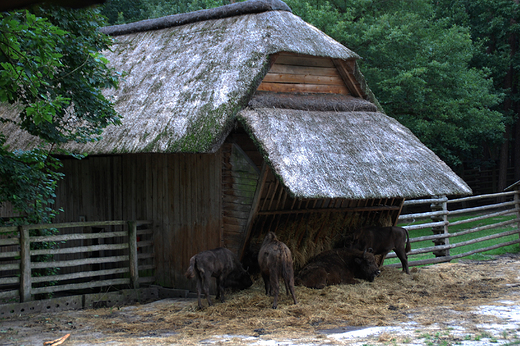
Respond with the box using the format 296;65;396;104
0;0;472;291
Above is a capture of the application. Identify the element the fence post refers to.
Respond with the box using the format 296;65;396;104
19;225;32;302
430;195;449;257
127;221;140;289
515;188;520;242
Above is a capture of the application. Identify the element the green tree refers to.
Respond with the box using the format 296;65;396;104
433;0;520;190
100;0;235;25
286;0;505;170
0;7;121;225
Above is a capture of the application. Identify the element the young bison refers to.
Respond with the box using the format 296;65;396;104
352;226;411;274
258;232;298;309
185;247;252;309
295;248;380;289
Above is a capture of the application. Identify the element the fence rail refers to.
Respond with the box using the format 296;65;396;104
389;188;520;268
0;220;154;303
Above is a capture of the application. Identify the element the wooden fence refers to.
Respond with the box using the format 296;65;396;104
389;189;520;268
0;220;154;303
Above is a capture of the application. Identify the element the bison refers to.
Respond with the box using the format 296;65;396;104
185;247;253;309
351;226;411;274
295;248;380;289
258;232;298;309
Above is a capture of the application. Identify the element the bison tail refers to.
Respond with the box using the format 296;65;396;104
405;229;411;253
185;256;196;279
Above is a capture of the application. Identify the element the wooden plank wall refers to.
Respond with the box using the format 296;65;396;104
53;152;222;290
257;53;350;95
221;144;260;255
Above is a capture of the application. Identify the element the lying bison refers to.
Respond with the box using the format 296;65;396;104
352;226;411;274
295;248;380;289
258;232;298;309
185;247;252;309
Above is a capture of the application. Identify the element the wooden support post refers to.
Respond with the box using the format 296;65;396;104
239;162;269;261
515;188;520;243
127;221;139;289
19;225;32;302
430;196;449;257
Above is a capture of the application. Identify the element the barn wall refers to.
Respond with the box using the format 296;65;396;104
221;143;260;255
53;152;222;290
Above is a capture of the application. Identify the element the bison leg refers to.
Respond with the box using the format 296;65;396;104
200;271;213;307
283;267;297;305
216;276;227;303
261;272;271;296
269;268;280;309
375;252;388;267
395;247;410;274
195;275;204;309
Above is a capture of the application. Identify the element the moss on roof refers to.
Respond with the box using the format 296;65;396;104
0;8;359;154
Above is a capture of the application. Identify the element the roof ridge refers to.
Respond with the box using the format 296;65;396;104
100;0;292;36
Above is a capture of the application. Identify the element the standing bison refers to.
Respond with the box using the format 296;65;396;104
295;248;380;289
258;232;298;309
352;226;411;274
185;247;252;309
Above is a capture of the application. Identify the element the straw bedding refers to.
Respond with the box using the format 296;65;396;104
70;255;520;344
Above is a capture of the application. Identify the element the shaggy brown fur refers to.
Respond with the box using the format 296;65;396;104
258;232;298;309
186;247;252;309
352;226;411;274
295;248;380;289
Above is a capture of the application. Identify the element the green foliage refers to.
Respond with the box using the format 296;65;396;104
434;0;520;122
0;7;121;144
286;0;505;168
100;0;239;24
0;140;63;225
0;7;121;225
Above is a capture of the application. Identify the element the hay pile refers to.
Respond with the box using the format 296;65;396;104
78;257;519;345
249;212;392;270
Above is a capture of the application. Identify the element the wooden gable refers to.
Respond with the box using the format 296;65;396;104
257;52;364;97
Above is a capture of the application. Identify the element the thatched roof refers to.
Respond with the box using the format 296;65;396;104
100;0;292;36
0;0;472;198
238;106;472;199
0;0;359;153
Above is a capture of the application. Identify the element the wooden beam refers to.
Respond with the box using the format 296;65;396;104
128;220;140;289
393;198;405;226
239;162;269;261
269;64;339;76
333;59;364;98
19;225;31;302
274;54;335;68
263;72;345;85
257;82;349;95
257;205;402;216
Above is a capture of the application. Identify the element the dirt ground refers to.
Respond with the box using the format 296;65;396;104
3;253;520;346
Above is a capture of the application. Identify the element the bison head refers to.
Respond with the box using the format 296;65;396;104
224;266;253;290
354;250;380;282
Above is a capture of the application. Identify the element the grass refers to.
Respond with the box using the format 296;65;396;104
385;212;520;267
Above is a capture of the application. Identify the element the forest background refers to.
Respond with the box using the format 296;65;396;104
0;0;519;225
